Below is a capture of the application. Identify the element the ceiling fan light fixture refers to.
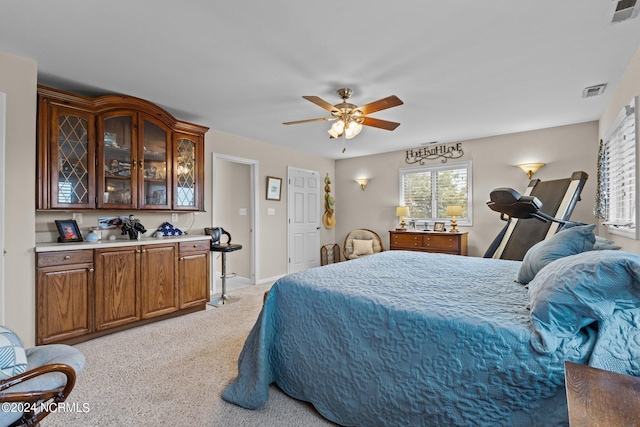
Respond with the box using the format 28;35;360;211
344;121;363;139
328;120;345;138
284;88;403;145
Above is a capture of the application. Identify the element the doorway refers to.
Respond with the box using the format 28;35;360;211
211;153;258;295
287;166;321;274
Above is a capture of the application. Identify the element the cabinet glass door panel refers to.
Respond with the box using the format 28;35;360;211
175;137;196;208
141;118;170;209
101;114;135;208
56;115;90;204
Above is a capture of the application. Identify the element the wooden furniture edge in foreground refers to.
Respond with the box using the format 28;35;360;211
565;361;640;426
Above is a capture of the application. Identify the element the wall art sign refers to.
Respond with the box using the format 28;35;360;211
405;142;464;164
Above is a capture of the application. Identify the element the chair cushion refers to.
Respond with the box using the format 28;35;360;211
0;326;27;380
353;239;374;256
2;344;86;395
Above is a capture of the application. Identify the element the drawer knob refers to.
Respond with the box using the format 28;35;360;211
89;268;94;272
64;255;70;260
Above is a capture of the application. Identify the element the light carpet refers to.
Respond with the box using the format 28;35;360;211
42;283;336;427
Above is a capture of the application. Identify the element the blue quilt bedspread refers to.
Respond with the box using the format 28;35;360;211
222;251;631;426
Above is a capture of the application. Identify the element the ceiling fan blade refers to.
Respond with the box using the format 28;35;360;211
302;96;339;113
283;117;334;125
357;95;403;115
361;116;401;131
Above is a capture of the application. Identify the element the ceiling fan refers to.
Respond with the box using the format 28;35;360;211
283;88;403;140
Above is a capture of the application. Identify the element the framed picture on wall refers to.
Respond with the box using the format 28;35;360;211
266;176;282;201
55;219;83;243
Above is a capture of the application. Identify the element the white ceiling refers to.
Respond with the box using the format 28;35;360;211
2;1;640;159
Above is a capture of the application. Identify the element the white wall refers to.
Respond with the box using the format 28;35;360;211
335;121;598;257
0;51;37;346
599;43;640;251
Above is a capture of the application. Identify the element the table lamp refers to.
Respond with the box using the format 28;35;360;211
396;206;410;230
446;205;463;233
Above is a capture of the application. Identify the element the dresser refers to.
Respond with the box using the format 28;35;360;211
389;230;468;256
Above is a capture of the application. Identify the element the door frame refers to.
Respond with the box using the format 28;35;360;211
212;153;258;286
0;93;5;323
287;166;321;274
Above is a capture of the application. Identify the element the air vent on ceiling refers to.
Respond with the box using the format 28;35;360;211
609;0;639;24
583;84;607;98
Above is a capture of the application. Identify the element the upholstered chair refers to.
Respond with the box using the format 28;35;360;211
0;326;85;426
343;229;384;260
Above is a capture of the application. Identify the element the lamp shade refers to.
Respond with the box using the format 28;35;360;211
355;178;370;190
516;162;545;179
396;206;410;217
446;205;463;216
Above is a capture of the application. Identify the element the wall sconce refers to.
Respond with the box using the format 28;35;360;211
355;178;370;190
516;162;546;179
446;205;463;233
396;206;410;230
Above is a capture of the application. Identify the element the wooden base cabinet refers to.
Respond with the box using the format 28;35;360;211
389;230;468;256
36;238;209;345
94;246;140;331
140;244;178;318
179;241;211;309
36;250;94;345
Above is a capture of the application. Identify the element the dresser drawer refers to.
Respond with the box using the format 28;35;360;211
391;233;423;247
37;250;94;268
423;235;460;251
179;240;211;253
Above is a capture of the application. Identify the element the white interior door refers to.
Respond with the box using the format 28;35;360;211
288;167;320;273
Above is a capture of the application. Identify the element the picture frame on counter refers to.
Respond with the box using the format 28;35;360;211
55;219;83;243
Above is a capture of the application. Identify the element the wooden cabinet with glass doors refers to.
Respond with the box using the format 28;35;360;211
37;85;208;211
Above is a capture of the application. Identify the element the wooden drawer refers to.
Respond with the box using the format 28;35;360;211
423;235;460;251
37;250;94;268
179;240;211;254
391;233;423;247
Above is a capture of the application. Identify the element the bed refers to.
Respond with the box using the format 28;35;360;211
222;226;640;426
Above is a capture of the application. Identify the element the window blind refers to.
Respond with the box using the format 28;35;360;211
400;161;472;222
601;98;637;234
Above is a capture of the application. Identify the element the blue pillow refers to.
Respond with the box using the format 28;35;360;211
528;250;640;354
517;224;596;284
0;326;27;379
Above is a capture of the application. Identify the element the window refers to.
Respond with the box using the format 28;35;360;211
596;97;638;239
399;161;472;225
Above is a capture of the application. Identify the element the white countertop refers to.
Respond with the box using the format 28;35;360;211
35;234;212;252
